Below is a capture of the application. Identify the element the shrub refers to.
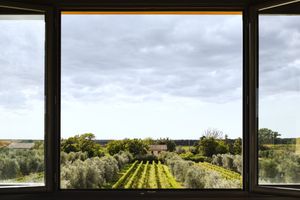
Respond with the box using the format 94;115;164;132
135;153;157;162
184;165;205;188
113;151;132;169
212;154;223;166
61;154;124;189
221;154;235;171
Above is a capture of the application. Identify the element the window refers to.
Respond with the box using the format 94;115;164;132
252;0;300;196
1;0;300;198
60;12;243;190
0;13;45;188
259;14;300;186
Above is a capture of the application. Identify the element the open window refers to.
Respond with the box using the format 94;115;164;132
1;0;300;198
250;0;300;197
0;2;53;193
59;11;244;191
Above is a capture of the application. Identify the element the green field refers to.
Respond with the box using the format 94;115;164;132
112;160;182;189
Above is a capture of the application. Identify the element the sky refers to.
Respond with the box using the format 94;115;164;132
0;14;299;140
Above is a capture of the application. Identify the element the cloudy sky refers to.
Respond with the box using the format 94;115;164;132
259;15;300;139
0;14;299;140
61;14;242;140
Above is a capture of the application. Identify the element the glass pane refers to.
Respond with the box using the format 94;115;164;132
0;15;45;188
61;12;243;189
259;15;300;185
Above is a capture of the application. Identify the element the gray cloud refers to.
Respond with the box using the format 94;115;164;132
259;15;300;97
0;19;44;109
3;15;299;109
62;15;242;104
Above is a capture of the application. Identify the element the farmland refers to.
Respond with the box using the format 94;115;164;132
4;128;299;189
198;162;241;181
112;160;182;189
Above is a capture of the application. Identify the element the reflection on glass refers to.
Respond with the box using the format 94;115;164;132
61;13;243;189
0;15;45;187
259;15;300;185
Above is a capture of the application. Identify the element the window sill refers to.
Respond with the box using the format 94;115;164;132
0;192;299;200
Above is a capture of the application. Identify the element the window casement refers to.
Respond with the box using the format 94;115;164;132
249;0;300;197
0;0;299;199
0;1;54;194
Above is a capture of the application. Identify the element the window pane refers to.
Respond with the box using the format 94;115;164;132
0;15;45;188
61;13;242;189
259;15;300;185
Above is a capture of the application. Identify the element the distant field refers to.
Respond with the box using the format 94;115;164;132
0;140;11;148
264;144;296;152
178;145;193;151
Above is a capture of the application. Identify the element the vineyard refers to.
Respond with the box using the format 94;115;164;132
112;160;182;189
199;162;242;181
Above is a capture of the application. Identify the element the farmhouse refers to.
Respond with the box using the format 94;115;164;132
149;144;167;156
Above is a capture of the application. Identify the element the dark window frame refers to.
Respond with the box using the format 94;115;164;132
0;0;299;199
249;0;300;197
0;1;54;195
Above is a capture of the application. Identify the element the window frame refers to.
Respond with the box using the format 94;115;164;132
56;6;247;196
0;1;55;194
249;0;300;197
0;0;299;198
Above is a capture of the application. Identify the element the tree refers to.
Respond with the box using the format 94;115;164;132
125;139;148;156
106;139;148;156
198;136;219;157
233;138;242;155
61;133;104;157
203;128;224;139
156;138;176;152
106;140;126;155
198;136;229;157
258;128;281;146
216;140;229;154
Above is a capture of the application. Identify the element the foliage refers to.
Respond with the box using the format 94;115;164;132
197;136;229;157
155;138;176;152
112;160;138;189
112;160;182;189
159;152;241;189
61;133;104;157
113;151;133;169
148;161;158;188
175;146;186;154
199;162;242;181
107;139;148;157
180;152;207;163
135;153;157;162
106;140;126;155
137;161;149;188
124;161;143;188
258;128;281;146
233;138;242;155
0;148;44;181
125;139;148;156
259;150;300;184
61;154;124;189
203;128;224;139
184;165;206;188
211;154;242;173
